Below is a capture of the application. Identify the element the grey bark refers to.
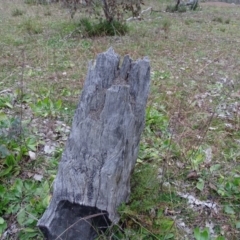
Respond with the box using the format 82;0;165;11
38;48;151;239
101;0;112;22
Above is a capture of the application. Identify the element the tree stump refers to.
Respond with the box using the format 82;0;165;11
38;48;151;239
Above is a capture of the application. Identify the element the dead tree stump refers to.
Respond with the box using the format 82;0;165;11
38;48;151;239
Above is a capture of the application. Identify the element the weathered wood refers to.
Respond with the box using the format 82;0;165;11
38;48;150;239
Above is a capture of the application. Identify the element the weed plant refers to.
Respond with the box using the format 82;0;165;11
165;5;178;13
20;18;43;34
78;18;129;37
178;5;188;13
212;17;223;23
166;4;187;13
12;8;24;17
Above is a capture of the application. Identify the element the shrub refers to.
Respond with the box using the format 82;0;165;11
61;0;144;22
178;5;187;12
44;9;52;16
166;4;187;13
165;5;178;13
161;18;171;36
225;19;230;24
20;19;43;34
212;17;223;23
78;18;128;37
12;8;24;17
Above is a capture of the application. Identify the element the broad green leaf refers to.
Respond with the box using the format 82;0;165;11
233;177;240;186
201;229;210;240
0;112;7;121
0;218;7;235
26;138;37;151
42;195;51;208
56;99;62;109
4;102;13;109
236;221;240;229
225;182;232;191
210;164;221;173
5;155;16;167
0;185;5;196
17;209;26;226
194;153;204;165
215;236;225;240
11;204;21;214
0;166;13;177
217;188;225;196
23;228;37;233
194;227;201;239
194;227;210;240
0;145;10;158
196;178;205;191
18;231;39;240
23;217;35;225
27;69;33;76
14;179;24;194
24;181;34;191
165;233;174;239
0;217;4;224
224;205;235;215
42;181;50;192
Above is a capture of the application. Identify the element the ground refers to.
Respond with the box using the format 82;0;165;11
0;0;240;239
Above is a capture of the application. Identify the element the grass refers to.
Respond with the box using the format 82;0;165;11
0;0;240;239
78;18;129;37
12;8;25;17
